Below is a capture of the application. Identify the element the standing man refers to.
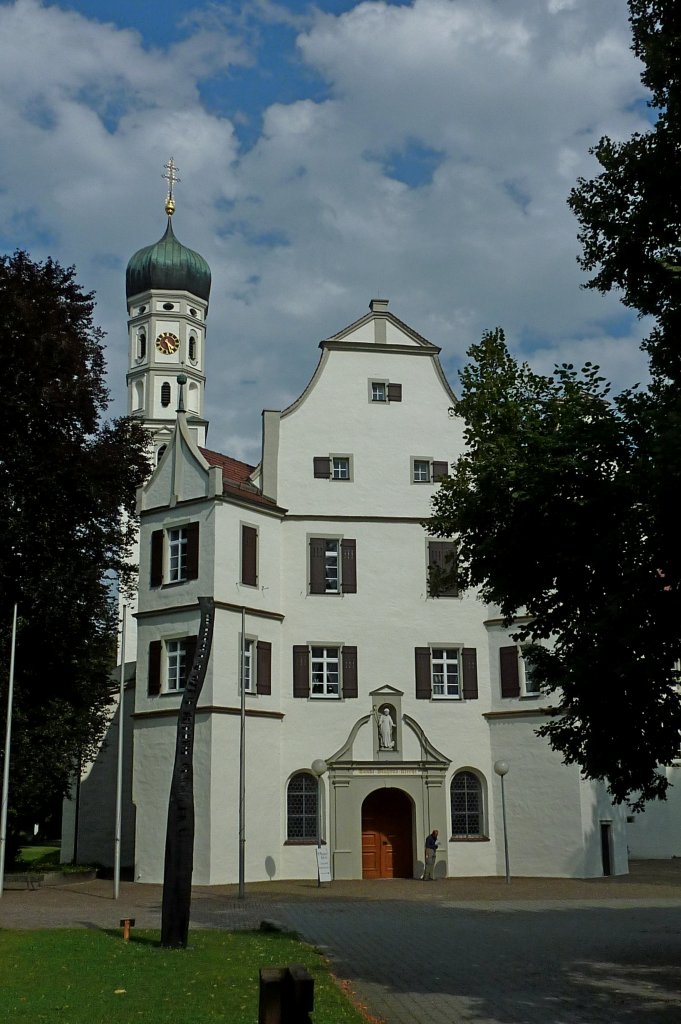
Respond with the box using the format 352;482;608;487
423;829;439;880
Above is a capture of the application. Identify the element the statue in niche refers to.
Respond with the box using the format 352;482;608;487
373;704;396;750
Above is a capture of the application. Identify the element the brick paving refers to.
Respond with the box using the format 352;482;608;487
2;861;681;1023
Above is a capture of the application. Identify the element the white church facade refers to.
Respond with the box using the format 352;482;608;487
65;193;678;884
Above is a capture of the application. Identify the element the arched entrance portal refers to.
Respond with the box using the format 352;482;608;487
361;788;413;878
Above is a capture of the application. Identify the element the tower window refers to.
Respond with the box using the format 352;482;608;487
138;333;146;359
188;336;197;361
162;301;175;310
161;382;171;407
157;444;167;465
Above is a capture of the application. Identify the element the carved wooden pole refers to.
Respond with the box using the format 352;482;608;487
161;597;215;947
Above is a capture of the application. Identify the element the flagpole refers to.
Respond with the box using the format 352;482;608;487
113;604;127;900
0;603;19;899
238;607;246;899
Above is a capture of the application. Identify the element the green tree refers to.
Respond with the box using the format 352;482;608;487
429;330;681;807
0;251;150;861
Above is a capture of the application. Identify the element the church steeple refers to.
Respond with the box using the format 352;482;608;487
125;161;211;458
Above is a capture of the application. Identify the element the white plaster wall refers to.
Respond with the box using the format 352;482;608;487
626;764;681;858
489;716;590;877
207;715;284;883
277;348;464;517
133;715;213;884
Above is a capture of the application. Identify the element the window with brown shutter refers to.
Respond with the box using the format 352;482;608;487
241;525;258;586
387;382;402;402
148;640;162;696
185;522;199;581
415;647;431;699
309;538;327;593
342;646;358;698
432;461;450;481
150;530;164;588
341;539;357;594
428;541;458;597
293;645;310;697
313;456;331;478
461;648;478;700
257;640;272;695
500;646;520;698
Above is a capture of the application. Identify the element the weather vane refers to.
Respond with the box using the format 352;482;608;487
162;157;181;216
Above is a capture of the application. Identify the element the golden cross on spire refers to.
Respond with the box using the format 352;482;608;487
162;157;181;216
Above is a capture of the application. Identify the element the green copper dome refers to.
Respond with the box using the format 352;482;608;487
126;218;211;302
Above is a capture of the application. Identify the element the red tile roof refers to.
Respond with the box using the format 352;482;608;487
199;447;255;484
199;447;282;510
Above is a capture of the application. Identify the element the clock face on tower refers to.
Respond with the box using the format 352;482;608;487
155;332;180;355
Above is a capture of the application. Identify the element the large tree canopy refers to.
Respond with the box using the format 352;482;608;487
0;251;149;855
430;2;681;807
429;331;681;807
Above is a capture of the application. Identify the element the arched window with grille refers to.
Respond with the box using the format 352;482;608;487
160;381;171;407
450;770;483;838
286;771;318;841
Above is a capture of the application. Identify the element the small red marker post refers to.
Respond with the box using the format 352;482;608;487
120;917;135;941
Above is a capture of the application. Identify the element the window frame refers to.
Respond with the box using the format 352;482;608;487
150;522;199;588
239;635;256;694
369;379;388;403
286;771;319;843
431;646;462;699
331;454;352;481
167;526;188;583
166;637;189;692
450;770;486;840
412;457;431;483
310;645;341;698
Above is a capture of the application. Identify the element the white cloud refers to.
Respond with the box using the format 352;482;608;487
0;0;652;461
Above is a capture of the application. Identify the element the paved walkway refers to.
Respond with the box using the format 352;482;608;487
2;861;681;1023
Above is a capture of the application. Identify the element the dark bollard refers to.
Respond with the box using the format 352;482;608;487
259;968;287;1024
283;964;314;1022
258;965;314;1024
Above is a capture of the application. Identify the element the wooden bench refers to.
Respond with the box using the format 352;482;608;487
3;872;44;890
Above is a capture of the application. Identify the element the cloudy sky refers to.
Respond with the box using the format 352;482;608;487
0;0;650;463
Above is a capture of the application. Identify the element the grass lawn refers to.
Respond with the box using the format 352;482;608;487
15;846;61;869
0;929;370;1023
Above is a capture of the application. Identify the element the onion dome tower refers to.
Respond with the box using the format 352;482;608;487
126;159;212;459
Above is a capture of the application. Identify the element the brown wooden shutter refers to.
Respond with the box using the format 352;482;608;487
148;640;161;696
309;538;326;593
387;383;402;402
500;646;520;698
293;645;310;698
341;539;357;593
432;461;449;481
428;541;458;597
313;457;331;479
415;647;431;699
256;640;272;695
462;648;478;699
150;530;164;587
241;525;258;586
183;636;198;686
342;646;358;698
186;522;199;580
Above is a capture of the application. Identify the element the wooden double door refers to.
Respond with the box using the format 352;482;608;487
361;788;413;879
